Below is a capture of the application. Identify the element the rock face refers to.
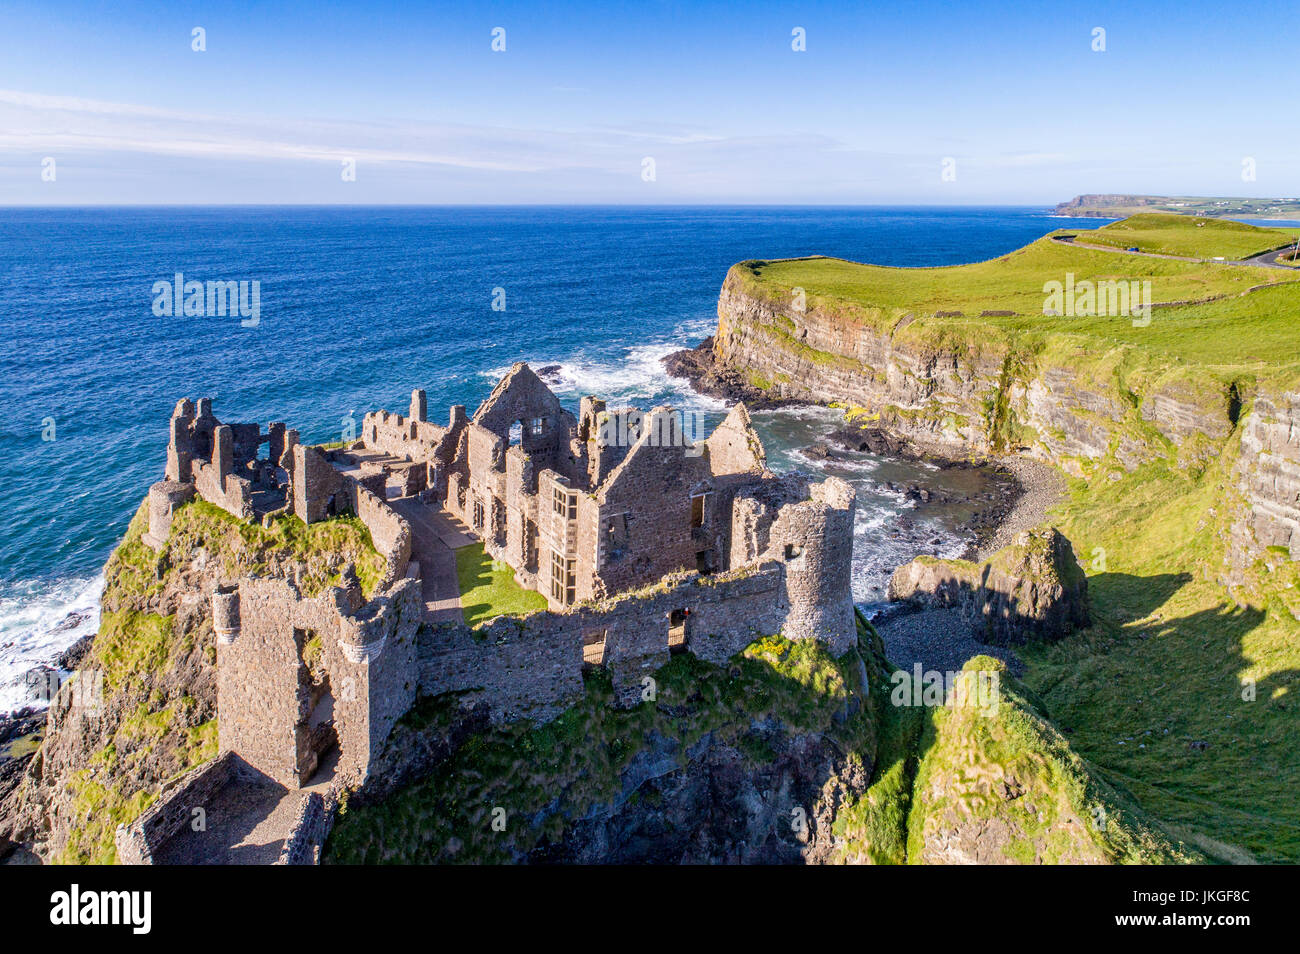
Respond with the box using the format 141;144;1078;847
888;528;1090;645
702;270;1237;466
694;270;1296;574
0;499;384;864
1231;390;1300;567
538;727;868;864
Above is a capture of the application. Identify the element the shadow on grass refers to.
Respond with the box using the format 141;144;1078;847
453;542;547;627
1088;571;1194;625
1031;569;1300;862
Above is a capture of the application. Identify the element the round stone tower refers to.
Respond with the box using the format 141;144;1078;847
769;477;857;655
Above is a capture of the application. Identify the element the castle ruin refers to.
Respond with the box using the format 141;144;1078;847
118;364;856;863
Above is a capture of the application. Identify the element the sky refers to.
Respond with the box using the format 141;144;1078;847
1;0;1297;205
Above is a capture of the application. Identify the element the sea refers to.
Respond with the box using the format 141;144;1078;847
0;205;1102;715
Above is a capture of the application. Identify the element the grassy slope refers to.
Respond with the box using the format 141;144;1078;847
324;635;873;863
905;658;1201;864
1022;444;1300;864
454;542;548;626
54;501;385;864
831;618;1196;864
1078;213;1297;259
739;232;1289;322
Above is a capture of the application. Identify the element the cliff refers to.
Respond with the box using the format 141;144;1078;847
1054;194;1300;220
699;237;1300;571
2;501;1213;865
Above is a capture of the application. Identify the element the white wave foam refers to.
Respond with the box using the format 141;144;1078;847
481;337;727;413
0;575;103;717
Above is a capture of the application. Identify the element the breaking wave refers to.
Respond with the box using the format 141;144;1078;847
0;575;103;717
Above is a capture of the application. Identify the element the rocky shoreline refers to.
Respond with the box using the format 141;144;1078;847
664;339;1060;560
0;616;96;862
663;340;1069;674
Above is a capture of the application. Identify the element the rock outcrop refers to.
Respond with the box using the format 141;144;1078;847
1231;390;1300;566
0;499;385;864
908;658;1203;864
887;528;1090;645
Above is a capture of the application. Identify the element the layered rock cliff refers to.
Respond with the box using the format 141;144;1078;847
692;266;1298;578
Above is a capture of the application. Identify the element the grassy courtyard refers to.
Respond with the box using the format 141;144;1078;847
454;542;548;626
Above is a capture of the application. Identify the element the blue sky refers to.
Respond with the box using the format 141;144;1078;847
1;0;1296;204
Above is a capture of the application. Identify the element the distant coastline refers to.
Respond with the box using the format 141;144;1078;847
1054;193;1300;220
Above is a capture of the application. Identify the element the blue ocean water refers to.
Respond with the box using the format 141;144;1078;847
0;205;1089;712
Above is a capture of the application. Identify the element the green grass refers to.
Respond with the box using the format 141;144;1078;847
721;212;1300;863
905;658;1203;864
454;542;548;626
50;495;380;864
735;230;1287;327
1019;447;1300;864
1074;214;1297;259
324;635;872;864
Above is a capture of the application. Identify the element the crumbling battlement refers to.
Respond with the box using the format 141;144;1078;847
216;574;422;790
164;397;297;522
420;562;788;718
359;389;468;497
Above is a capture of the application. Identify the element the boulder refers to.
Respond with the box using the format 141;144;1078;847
888;527;1090;645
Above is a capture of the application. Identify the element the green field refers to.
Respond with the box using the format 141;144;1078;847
454;542;548;626
737;219;1300;387
1071;213;1297;259
741;232;1284;321
1021;448;1300;863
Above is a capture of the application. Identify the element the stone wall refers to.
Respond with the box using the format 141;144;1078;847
420;563;789;715
115;753;239;865
192;424;255;519
767;477;858;654
142;480;195;550
216;575;422;789
277;791;336;865
353;483;412;588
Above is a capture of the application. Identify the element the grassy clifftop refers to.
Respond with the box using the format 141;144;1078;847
728;217;1300;396
736;222;1288;314
1077;213;1297;259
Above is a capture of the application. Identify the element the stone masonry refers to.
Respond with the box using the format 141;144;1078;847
121;367;858;862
